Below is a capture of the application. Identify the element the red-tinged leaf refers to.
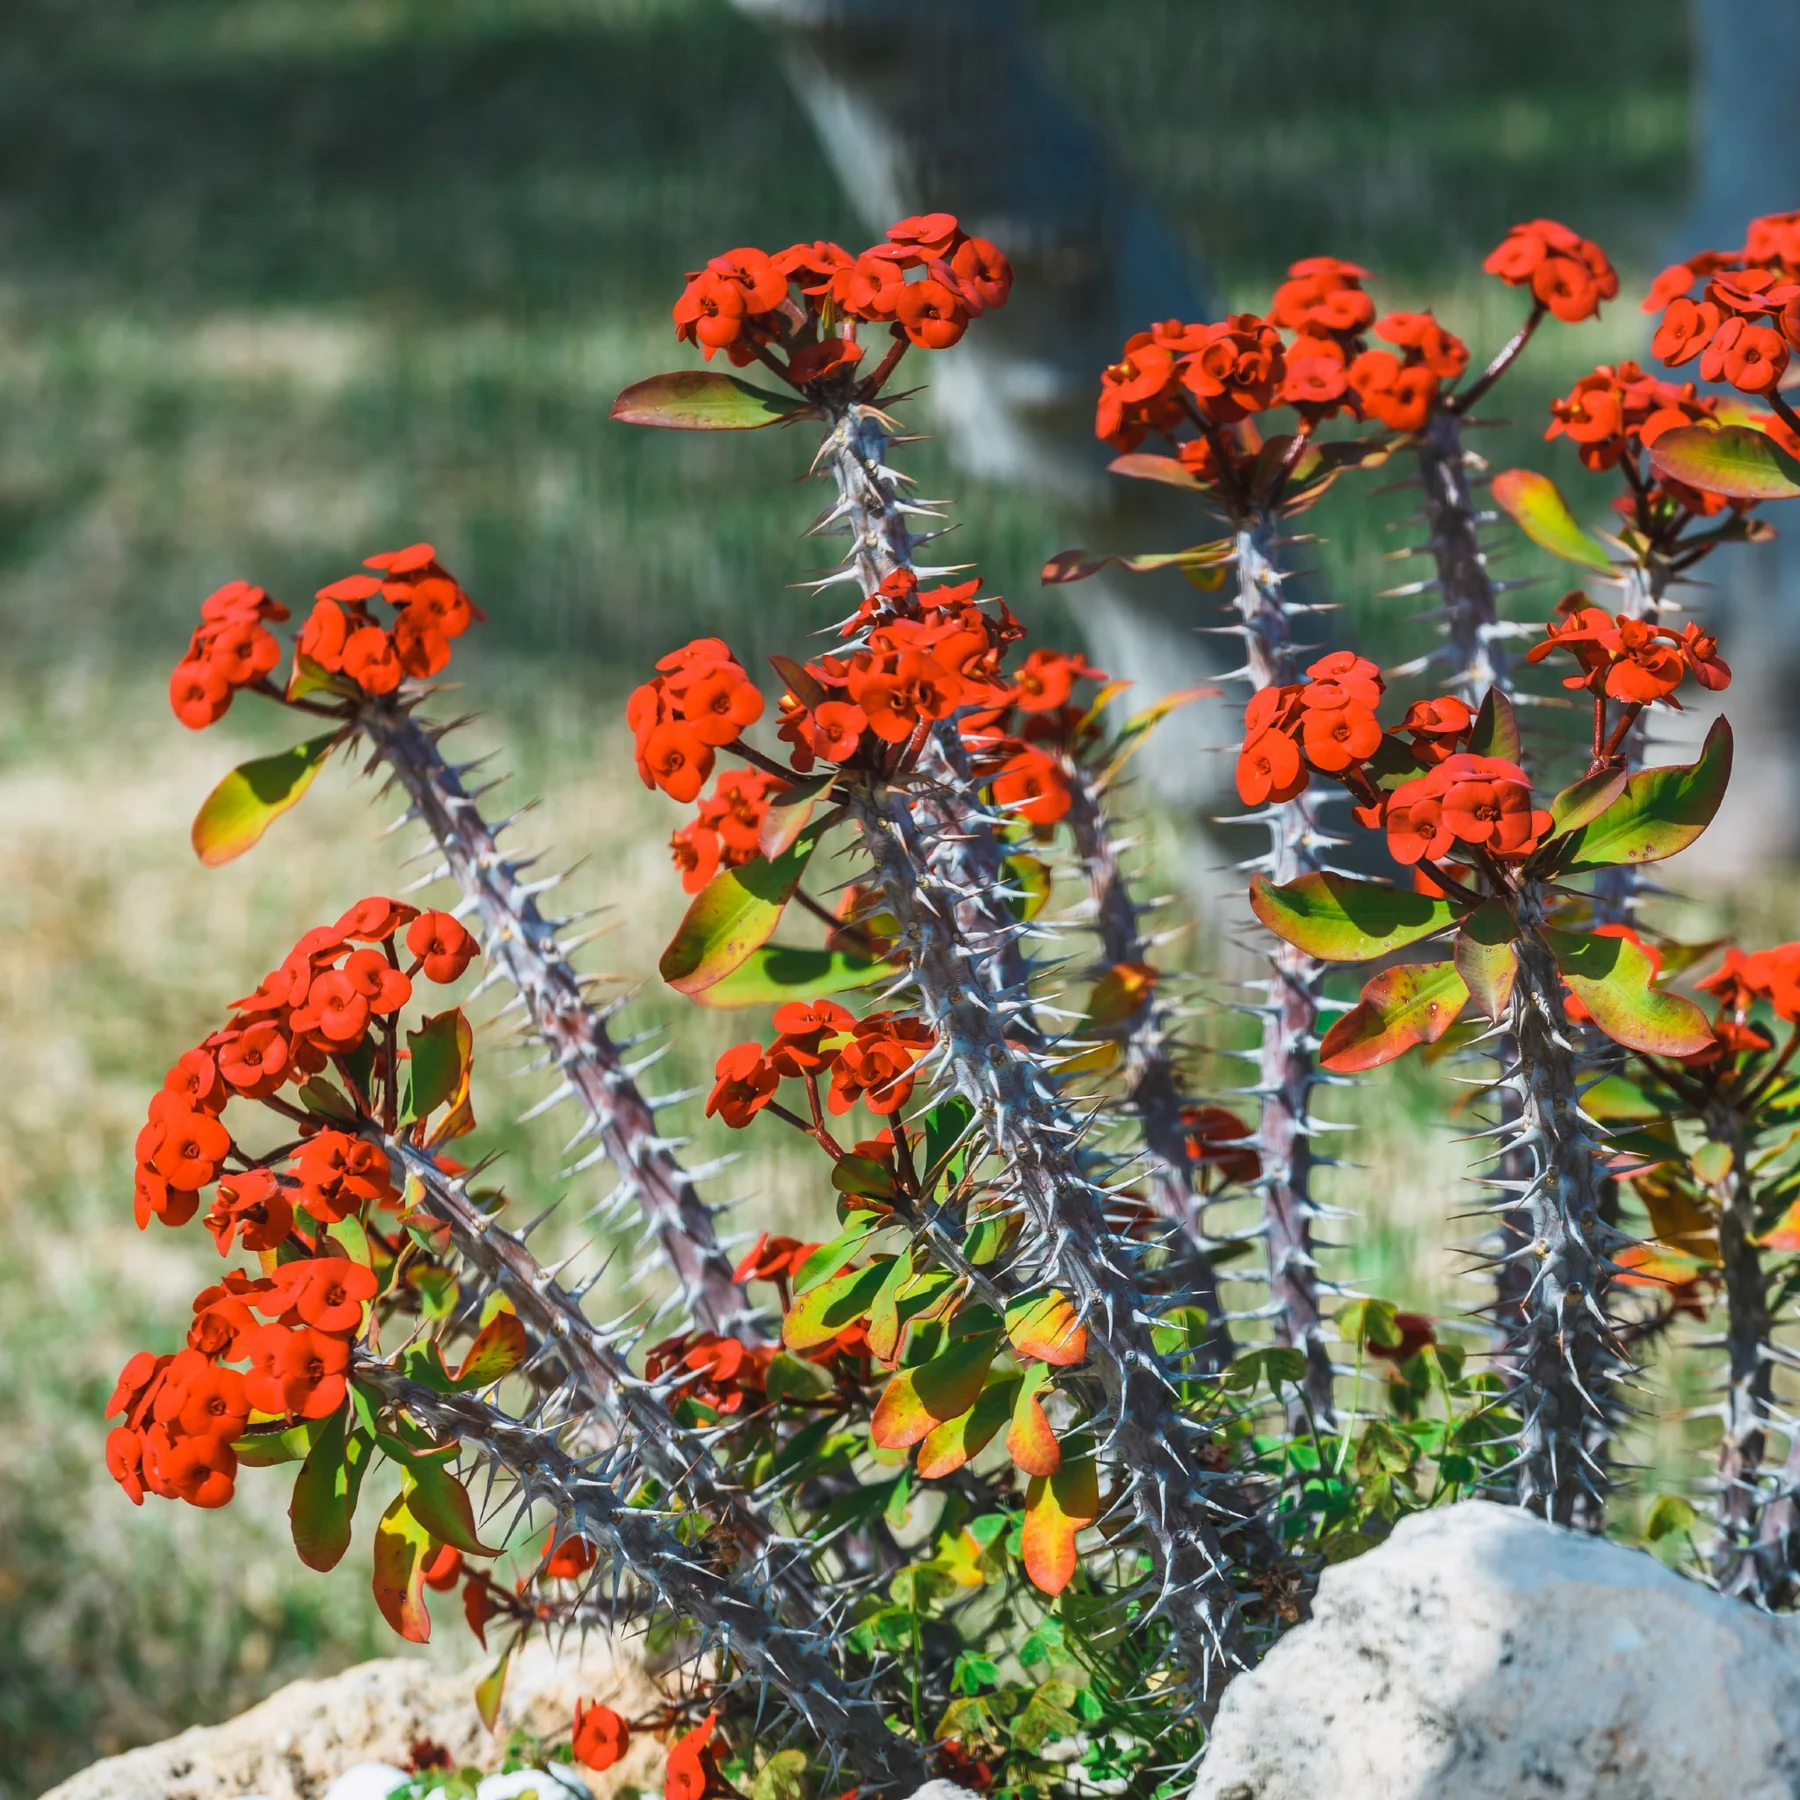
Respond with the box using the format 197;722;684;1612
659;823;822;996
1105;453;1207;490
288;1408;372;1572
1760;1198;1800;1251
1543;928;1714;1056
450;1310;527;1389
1649;422;1800;501
1040;541;1233;586
474;1645;512;1733
1005;1292;1087;1367
768;653;827;710
1547;766;1630;838
286;654;359;703
191;732;341;867
782;1260;891;1351
1553;718;1733;873
917;1374;1019;1480
372;1492;435;1642
1251;872;1460;964
1491;468;1615;571
1006;1365;1061;1478
758;796;815;861
1467;687;1521;764
1454;901;1520;1021
399;1462;498;1558
869;1331;1000;1451
693;944;886;1010
609;370;815;431
403;1008;472;1127
1320;961;1471;1073
1021;1457;1100;1596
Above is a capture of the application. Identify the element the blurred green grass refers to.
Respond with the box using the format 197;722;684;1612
0;0;1751;1791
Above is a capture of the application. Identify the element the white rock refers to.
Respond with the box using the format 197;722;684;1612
476;1769;592;1800
1193;1498;1800;1800
42;1639;663;1800
321;1767;408;1800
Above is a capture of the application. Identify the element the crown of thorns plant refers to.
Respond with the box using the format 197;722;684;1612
109;201;1800;1797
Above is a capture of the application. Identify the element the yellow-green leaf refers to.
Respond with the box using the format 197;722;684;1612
1648;422;1800;501
782;1260;891;1351
917;1373;1019;1480
191;732;341;866
1453;901;1519;1021
371;1492;435;1642
1320;961;1470;1072
693;943;885;1009
1544;928;1713;1056
1251;872;1460;964
1491;468;1614;571
870;1331;1000;1450
449;1309;527;1389
659;824;822;996
1006;1364;1061;1477
1554;718;1733;873
610;370;815;431
1005;1292;1087;1367
474;1645;512;1733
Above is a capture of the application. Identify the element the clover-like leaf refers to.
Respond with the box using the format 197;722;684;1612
1553;718;1733;873
1251;872;1460;964
660;823;824;996
1648;422;1800;501
1544;928;1713;1055
191;731;341;866
610;370;815;430
1491;467;1615;571
1319;960;1471;1072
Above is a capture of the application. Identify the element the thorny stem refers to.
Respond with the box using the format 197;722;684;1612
350;1357;926;1791
1235;514;1336;1430
1502;899;1631;1527
846;773;1272;1714
1451;299;1547;416
1062;752;1234;1373
353;698;753;1337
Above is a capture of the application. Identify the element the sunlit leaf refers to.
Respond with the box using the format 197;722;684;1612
1005;1365;1061;1477
1319;961;1470;1072
403;1008;472;1127
1041;541;1233;586
610;370;815;431
1553;718;1733;873
474;1645;512;1733
1251;872;1460;963
1453;901;1519;1021
1648;422;1800;501
449;1309;527;1389
917;1374;1019;1480
191;732;341;866
371;1491;435;1642
694;943;886;1009
782;1260;891;1351
660;823;823;996
1544;928;1714;1055
1005;1292;1087;1367
1021;1458;1100;1596
1491;468;1615;571
870;1331;1000;1451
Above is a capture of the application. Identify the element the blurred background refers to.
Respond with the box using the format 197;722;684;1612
3;0;1796;1791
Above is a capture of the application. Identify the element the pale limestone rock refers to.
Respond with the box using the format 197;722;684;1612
1193;1499;1800;1800
41;1639;663;1800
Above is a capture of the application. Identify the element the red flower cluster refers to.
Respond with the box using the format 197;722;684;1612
1349;311;1470;433
1483;219;1619;323
1645;212;1800;397
1377;754;1553;868
1235;650;1387;806
1698;942;1800;1023
105;1258;376;1510
669;768;789;893
1546;361;1719;475
571;1700;631;1774
630;639;766;801
705;1000;933;1127
169;581;291;729
672;214;1011;373
645;1331;777;1415
134;900;476;1233
298;545;483;696
1526;603;1731;705
731;1232;816;1306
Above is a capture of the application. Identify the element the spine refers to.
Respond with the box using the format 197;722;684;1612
354;699;751;1336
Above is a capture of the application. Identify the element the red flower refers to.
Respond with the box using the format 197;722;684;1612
896;278;969;350
664;1712;720;1800
673;271;749;357
205;1169;294;1254
1298;694;1380;774
1180;315;1286;422
1376;311;1469;380
1270;256;1373;334
827;1015;933;1116
732;1232;814;1285
992;747;1072;825
705;1044;779;1128
572;1701;631;1773
767;998;854;1075
1011;647;1100;713
1236;728;1305;806
640;721;714;802
1095;334;1177;446
1180;1105;1260;1186
671;821;722;894
242;1324;352;1420
270;1257;378;1333
149;1109;230;1191
1484;219;1617;323
337;896;420;941
544;1534;598;1579
169;658;232;729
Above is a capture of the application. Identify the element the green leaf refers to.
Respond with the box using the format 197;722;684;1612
1547;766;1630;838
765;1351;835;1408
750;1748;812;1800
1648;422;1800;501
402;1007;472;1126
191;732;340;867
448;1310;528;1389
474;1645;512;1733
794;1221;880;1295
1320;961;1470;1072
1040;540;1234;585
1644;1493;1700;1542
1467;687;1521;763
236;1418;324;1468
1250;872;1460;963
1454;900;1520;1021
783;1260;892;1351
1338;1298;1403;1352
1491;468;1615;571
395;1460;497;1558
1005;855;1054;923
372;1491;436;1642
1544;928;1714;1056
917;1373;1020;1480
609;369;815;431
1010;1679;1082;1755
1554;718;1733;873
659;823;823;996
692;943;885;1009
289;1407;373;1572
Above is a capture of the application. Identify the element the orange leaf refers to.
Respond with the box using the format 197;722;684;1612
1320;960;1470;1073
869;1332;999;1451
1005;1292;1087;1367
1005;1366;1061;1477
1022;1457;1100;1596
917;1375;1018;1480
371;1492;434;1642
